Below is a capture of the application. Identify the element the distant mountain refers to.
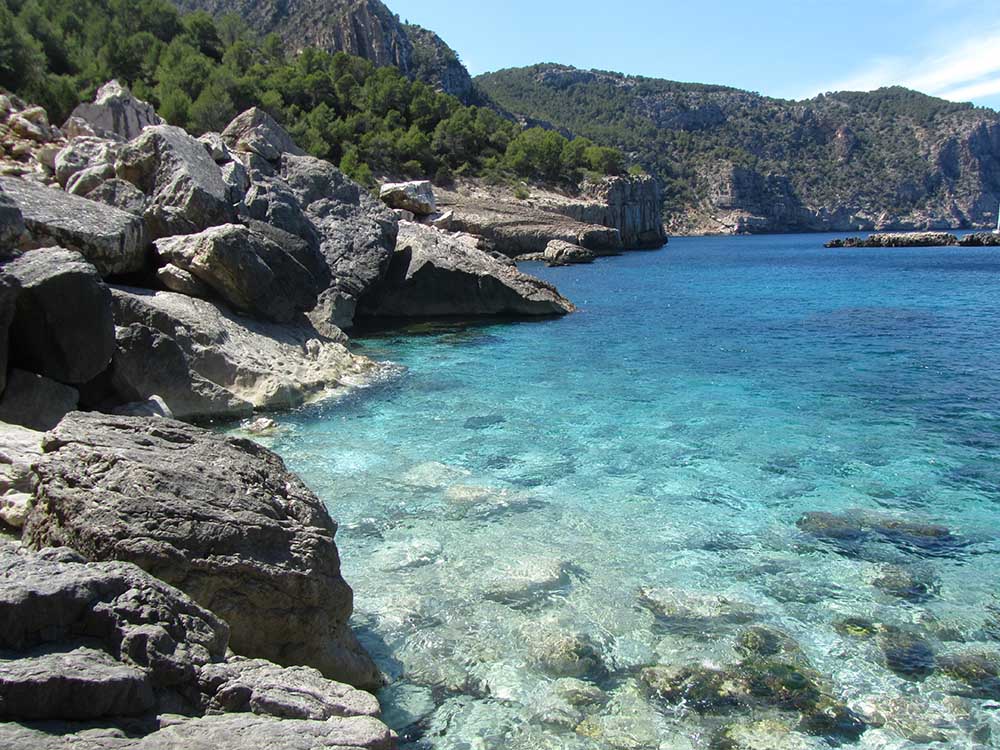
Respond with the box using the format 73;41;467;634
173;0;475;102
477;64;1000;234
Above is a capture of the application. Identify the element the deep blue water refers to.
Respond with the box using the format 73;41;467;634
262;235;1000;749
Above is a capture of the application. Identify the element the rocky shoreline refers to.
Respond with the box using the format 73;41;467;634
825;231;1000;248
0;81;666;747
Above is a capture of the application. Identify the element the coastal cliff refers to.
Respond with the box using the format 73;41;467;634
477;65;1000;234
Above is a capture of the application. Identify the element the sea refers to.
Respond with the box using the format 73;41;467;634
258;234;1000;749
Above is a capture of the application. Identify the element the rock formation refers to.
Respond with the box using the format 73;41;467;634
380;180;437;216
544;239;595;265
360;222;574;318
22;411;383;690
825;232;959;248
547;176;666;248
68;80;164;142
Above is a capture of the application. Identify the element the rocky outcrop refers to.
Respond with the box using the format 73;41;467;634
221;107;305;161
380;180;437;215
825;232;959;248
109;286;378;419
544;239;595;265
0;369;79;431
175;0;477;102
0;184;26;252
0;544;391;746
154;224;321;323
5;247;116;385
0;176;148;276
116;124;234;239
360;222;574;318
22;412;383;690
959;232;1000;246
68;80;163;142
549;176;666;248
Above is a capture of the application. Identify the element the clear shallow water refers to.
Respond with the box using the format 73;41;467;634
262;235;1000;749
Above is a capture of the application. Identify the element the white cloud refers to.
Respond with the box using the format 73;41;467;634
809;28;1000;104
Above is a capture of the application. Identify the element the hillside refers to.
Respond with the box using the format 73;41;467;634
477;64;1000;234
171;0;476;102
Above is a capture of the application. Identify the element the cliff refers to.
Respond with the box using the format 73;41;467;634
548;176;667;248
477;65;1000;234
172;0;476;102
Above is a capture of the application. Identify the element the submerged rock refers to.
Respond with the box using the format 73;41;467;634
22;412;382;690
871;564;939;602
641;663;744;713
482;555;571;605
878;627;936;680
937;650;1000;699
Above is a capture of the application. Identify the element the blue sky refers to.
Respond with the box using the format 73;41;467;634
389;0;1000;109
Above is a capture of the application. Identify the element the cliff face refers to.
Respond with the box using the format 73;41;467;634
548;176;666;248
478;66;1000;234
173;0;475;101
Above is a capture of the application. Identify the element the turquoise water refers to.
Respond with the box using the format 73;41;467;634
264;235;1000;749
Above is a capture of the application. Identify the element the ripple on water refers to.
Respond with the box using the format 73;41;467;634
263;237;1000;749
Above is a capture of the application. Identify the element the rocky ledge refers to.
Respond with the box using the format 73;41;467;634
826;232;1000;248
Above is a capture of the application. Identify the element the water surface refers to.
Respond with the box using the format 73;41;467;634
265;235;1000;749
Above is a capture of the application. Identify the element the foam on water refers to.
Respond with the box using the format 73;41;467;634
260;235;1000;749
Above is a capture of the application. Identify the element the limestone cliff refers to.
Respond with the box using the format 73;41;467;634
173;0;476;102
547;176;666;248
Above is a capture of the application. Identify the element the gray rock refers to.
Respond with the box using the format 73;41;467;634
0;177;148;277
197;132;232;163
826;232;959;248
0;422;43;529
379;181;436;215
154;224;319;323
959;232;1000;247
68;80;163;142
109;395;174;419
0;369;79;431
66;163;116;196
116;125;233;240
221;160;249;205
275;154;397;329
110;286;376;417
0;545;229;690
5;247;115;384
0;184;26;254
361;222;575;318
221;108;305;162
136;714;394;750
0;645;155;720
84;179;148;215
54;138;120;189
111;322;254;422
198;658;380;719
0;271;18;395
544;239;595;266
156;263;212;298
23;412;381;690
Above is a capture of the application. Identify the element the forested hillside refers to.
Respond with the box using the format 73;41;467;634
478;65;1000;233
0;1;625;188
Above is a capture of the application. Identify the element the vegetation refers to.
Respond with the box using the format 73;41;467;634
0;0;625;187
477;65;1000;225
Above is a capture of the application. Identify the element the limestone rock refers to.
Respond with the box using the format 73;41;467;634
361;222;574;318
959;232;1000;247
54;137;120;189
0;184;26;253
0;645;155;720
0;422;43;529
482;555;570;604
109;395;174;419
5;247;115;384
154;224;320;323
198;658;381;719
379;180;436;215
0;369;79;431
156;263;212;298
68;80;163;142
116;125;233;239
66;162;116;196
110;286;377;417
544;239;595;265
23;412;381;690
0;271;18;394
85;179;148;215
0;177;148;276
825;232;959;248
222;108;305;162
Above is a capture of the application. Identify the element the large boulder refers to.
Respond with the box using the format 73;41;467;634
279;154;397;330
0;177;148;276
0;184;26;254
54;137;121;189
222;108;305;162
116;125;233;240
379;180;436;216
0;544;228;715
154;224;320;323
68;80;163;142
544;239;595;266
109;286;378;418
5;247;115;384
360;222;575;317
22;412;382;690
0;271;18;395
0;369;79;431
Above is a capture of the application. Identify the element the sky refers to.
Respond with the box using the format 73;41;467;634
388;0;1000;109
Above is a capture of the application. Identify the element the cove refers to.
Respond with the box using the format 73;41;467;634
262;234;1000;749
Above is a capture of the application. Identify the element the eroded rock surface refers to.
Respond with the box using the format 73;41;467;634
68;80;163;142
